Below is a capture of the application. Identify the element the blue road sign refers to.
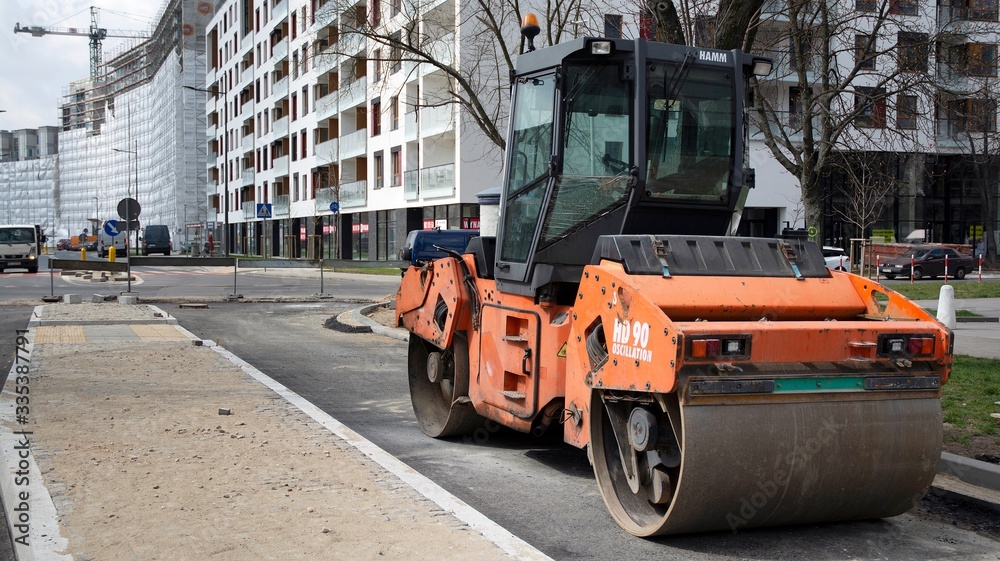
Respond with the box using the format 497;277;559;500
256;203;273;219
329;201;340;213
104;220;120;237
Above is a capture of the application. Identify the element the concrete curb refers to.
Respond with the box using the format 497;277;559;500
351;302;409;342
938;451;1000;492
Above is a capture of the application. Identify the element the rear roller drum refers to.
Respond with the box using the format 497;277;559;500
408;333;483;438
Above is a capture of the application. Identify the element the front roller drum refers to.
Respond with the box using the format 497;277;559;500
590;391;942;536
408;333;483;438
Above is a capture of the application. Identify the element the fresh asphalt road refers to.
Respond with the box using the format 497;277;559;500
164;302;999;561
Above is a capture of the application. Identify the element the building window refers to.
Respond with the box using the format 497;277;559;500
373;48;381;81
898;32;929;72
789;87;807;128
370;0;381;27
301;128;307;157
302;86;309;114
390;31;401;73
372;98;381;136
604;15;622;38
391;146;401;186
855;87;886;128
855;34;875;69
950;98;997;132
970;0;999;21
390;96;399;130
291;132;298;161
374;150;384;188
391;0;401;17
889;0;919;15
898;95;918;129
968;43;998;77
790;36;813;71
291;92;298;120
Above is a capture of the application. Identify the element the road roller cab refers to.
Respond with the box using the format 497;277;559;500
396;15;952;538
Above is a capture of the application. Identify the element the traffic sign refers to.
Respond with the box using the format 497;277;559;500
329;201;340;213
117;198;141;220
256;203;273;219
104;220;120;237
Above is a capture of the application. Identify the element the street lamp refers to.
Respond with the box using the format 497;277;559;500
183;84;229;257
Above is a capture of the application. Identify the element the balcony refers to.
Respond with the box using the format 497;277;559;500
341;32;365;57
404;111;418;141
242;201;258;220
240;65;254;87
242;132;254;153
315;0;336;24
340;129;367;158
271;0;288;23
273;155;289;177
315;92;338;121
207;152;217;167
418;163;454;198
206;122;217;138
315;186;338;213
315;137;339;162
749;110;815;142
340;179;367;208
271;39;288;64
340;77;367;109
273;115;289;137
272;75;289;98
403;170;419;200
420;104;455;137
422;34;455;74
313;43;336;76
241;168;255;187
273;194;290;217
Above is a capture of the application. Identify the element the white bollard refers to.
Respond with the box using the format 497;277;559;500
936;284;956;329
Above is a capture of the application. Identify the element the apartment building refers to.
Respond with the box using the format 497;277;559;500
205;0;641;259
745;0;1000;248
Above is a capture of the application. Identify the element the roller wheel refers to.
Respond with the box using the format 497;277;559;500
408;333;483;438
590;391;681;537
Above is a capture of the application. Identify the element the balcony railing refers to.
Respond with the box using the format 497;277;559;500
242;132;254;153
273;194;290;217
341;33;365;57
315;0;336;24
315;137;339;161
418;163;455;198
315;186;338;213
420;104;455;137
242;201;257;219
315;92;338;120
272;75;289;98
273;115;289;137
403;170;419;200
340;179;367;208
273;155;289;176
404;111;418;141
340;77;367;109
240;65;254;86
241;168;255;187
271;39;288;63
271;0;288;23
340;129;367;158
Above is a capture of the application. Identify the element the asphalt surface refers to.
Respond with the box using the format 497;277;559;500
165;301;1000;560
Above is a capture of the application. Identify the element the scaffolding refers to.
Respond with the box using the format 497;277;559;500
54;0;210;249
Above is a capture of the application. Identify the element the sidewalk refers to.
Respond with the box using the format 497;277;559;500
0;301;550;561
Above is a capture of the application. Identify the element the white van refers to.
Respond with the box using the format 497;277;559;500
97;224;128;258
0;225;42;273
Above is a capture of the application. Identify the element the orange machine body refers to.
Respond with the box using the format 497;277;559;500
397;254;952;444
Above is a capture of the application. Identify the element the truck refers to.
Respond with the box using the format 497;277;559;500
396;16;952;537
0;224;44;274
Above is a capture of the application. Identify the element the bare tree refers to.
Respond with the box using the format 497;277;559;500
828;152;897;241
750;0;946;244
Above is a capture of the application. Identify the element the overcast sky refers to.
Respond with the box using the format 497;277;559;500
0;0;164;131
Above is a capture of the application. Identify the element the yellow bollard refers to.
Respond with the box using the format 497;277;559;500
81;247;87;261
109;245;116;262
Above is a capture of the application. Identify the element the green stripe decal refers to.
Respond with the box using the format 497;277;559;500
773;377;865;392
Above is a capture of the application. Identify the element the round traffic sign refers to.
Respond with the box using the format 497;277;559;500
117;197;141;220
104;220;120;237
329;201;340;213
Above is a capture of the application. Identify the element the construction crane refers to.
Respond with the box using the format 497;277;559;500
14;6;150;79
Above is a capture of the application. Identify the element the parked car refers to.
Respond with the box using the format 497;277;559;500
880;246;976;280
398;229;479;274
822;246;851;271
56;238;69;250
